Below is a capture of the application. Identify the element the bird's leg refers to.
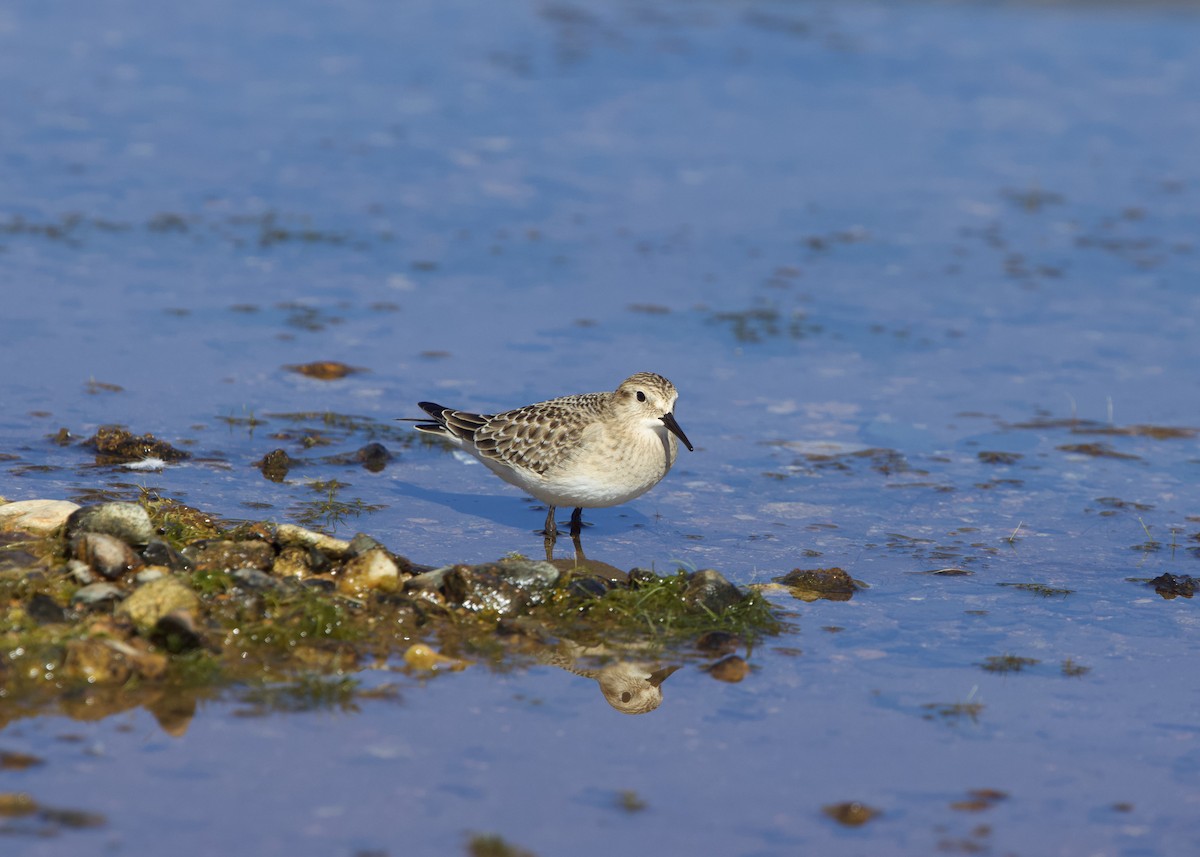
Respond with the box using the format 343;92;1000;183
569;507;584;537
571;528;586;561
542;505;558;559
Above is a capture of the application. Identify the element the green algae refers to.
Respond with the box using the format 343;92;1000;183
559;569;783;648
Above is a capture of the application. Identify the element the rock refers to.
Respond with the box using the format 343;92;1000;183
73;533;142;580
355;442;392;472
706;654;750;683
443;560;561;615
83;425;190;465
628;568;658;588
257;449;293;482
1148;573;1197;599
405;566;452;592
141;539;192;571
496;559;561;591
775;567;862;602
183;539;274;573
822;801;881;827
337;549;400;594
275;523;351;557
348;532;383;556
70;580;116;606
0;499;80;535
682;569;745;613
117;577;201;632
271;544;312;578
65;502;155;545
566;576;612;599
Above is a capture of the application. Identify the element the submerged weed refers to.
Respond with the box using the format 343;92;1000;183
978;654;1040;674
236;675;363;714
292;480;385;530
997;582;1074;598
616;790;648;812
1061;659;1091;677
922;700;985;724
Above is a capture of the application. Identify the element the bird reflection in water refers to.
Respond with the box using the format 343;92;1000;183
535;638;681;715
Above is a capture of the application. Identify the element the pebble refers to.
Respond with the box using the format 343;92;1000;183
337;549;401;594
117;577;201;632
141;539;192;572
682;569;745;613
275;523;351;557
231;567;285;591
257;449;293;482
135;567;167;584
443;560;560;615
348;532;384;556
272;544;320;578
405;566;452;593
354;442;392;472
67;559;97;585
775;567;862;601
71;582;124;608
73;532;143;580
183;539;274;573
65;502;155;546
151;610;206;653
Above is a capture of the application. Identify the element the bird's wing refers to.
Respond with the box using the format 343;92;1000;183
472;393;608;475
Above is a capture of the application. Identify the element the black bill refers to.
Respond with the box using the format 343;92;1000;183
660;412;694;452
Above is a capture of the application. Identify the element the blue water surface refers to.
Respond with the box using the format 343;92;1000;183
1;1;1198;855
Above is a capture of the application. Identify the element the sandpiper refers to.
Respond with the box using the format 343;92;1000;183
413;372;693;540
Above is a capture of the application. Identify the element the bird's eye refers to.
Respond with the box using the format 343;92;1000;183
636;391;646;403
621;692;633;702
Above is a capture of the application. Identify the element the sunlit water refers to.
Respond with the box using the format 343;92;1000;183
2;1;1198;854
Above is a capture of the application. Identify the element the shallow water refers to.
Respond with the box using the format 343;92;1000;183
2;1;1199;854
